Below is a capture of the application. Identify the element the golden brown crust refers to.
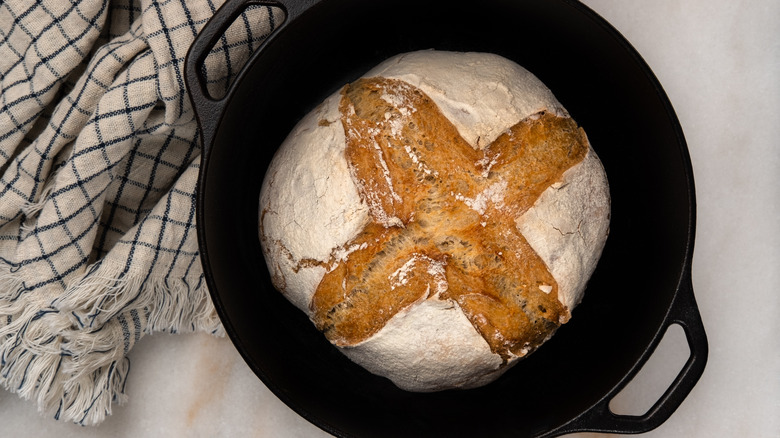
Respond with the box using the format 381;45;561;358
310;77;588;359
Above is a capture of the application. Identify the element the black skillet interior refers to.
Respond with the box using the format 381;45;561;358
190;0;705;436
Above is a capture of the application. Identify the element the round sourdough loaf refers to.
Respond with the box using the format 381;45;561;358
258;50;610;391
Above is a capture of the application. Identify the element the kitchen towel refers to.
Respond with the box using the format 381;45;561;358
0;0;282;425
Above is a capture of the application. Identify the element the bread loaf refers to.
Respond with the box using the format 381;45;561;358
258;50;610;391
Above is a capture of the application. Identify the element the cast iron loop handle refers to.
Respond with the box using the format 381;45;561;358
547;269;708;437
184;0;321;154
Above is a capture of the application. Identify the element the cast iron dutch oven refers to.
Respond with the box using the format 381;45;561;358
184;0;708;436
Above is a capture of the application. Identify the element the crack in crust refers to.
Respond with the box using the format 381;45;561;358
310;77;588;359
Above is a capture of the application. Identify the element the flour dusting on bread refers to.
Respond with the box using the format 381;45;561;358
259;50;610;391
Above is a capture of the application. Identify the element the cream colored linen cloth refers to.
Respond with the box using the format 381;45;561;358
0;0;282;425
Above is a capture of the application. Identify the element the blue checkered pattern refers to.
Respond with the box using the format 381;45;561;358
0;0;283;425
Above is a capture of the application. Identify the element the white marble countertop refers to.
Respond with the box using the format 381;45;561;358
1;0;778;436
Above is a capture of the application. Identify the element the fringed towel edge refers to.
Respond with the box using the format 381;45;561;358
0;256;223;425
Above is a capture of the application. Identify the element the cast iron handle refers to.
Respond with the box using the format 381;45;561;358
546;268;708;437
184;0;321;155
